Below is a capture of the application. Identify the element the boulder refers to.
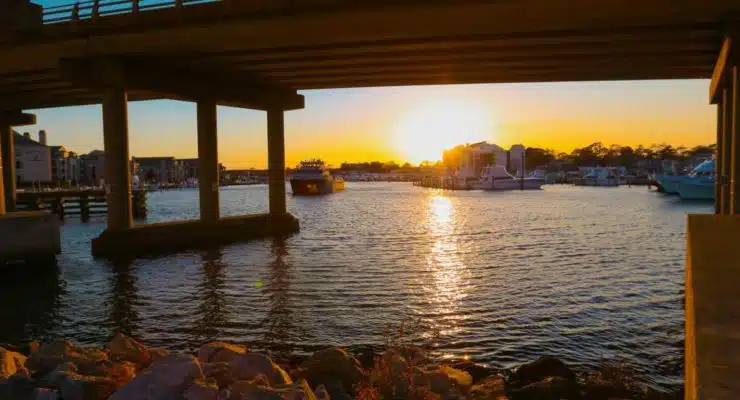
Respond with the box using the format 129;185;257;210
448;359;496;383
0;348;29;378
109;334;151;367
197;343;248;365
0;374;35;400
203;362;236;389
26;341;108;376
314;384;330;400
509;356;575;389
469;375;508;400
110;355;204;400
509;376;580;400
229;353;291;386
183;380;218;400
296;348;364;393
389;346;426;366
426;365;473;395
226;378;316;400
59;372;119;400
32;388;60;400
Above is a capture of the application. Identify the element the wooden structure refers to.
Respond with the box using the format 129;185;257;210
16;190;146;221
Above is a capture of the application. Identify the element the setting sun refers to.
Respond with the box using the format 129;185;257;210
392;100;495;163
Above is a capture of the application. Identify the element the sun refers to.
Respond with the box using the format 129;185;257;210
393;100;495;164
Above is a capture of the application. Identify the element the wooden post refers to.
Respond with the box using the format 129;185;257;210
92;0;100;19
731;65;740;214
267;109;286;216
132;0;140;13
197;101;220;221
102;88;133;231
722;86;733;214
716;103;723;214
0;122;12;213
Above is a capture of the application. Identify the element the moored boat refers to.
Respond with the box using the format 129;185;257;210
573;167;619;187
655;159;714;195
289;159;345;195
675;160;715;200
476;165;543;190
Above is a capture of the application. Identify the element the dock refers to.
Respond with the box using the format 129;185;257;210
16;190;147;221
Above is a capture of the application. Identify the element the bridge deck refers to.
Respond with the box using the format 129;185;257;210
0;0;737;110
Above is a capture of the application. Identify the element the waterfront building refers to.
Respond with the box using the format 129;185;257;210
14;131;51;184
79;150;105;186
133;156;181;183
455;142;526;179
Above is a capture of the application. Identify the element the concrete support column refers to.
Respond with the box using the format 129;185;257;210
731;65;740;214
715;103;723;214
1;124;15;212
0;122;6;215
197;101;220;221
102;88;133;231
267;109;286;216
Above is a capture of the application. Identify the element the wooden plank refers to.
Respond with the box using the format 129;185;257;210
0;111;36;126
711;38;732;104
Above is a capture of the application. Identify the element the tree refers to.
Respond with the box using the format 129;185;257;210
525;147;555;169
442;144;467;170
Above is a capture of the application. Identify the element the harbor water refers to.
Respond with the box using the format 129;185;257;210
0;183;711;389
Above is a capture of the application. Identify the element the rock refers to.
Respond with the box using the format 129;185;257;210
109;333;151;367
110;354;204;400
389;346;427;366
149;347;170;363
296;348;364;394
448;359;496;383
197;343;248;365
183;380;219;400
470;375;508;400
26;341;108;376
0;374;35;400
203;362;236;389
509;356;575;389
229;353;291;386
0;348;29;378
59;372;119;400
426;365;473;395
509;376;580;400
314;384;330;400
226;378;316;400
32;388;60;400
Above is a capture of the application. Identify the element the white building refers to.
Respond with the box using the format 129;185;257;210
456;142;527;179
15;131;51;184
80;150;105;186
50;145;81;184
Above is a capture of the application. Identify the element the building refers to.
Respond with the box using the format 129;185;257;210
455;142;526;179
178;158;199;182
14;131;51;184
79;150;105;186
134;157;181;183
50;145;81;184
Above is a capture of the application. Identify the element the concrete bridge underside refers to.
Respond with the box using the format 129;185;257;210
0;1;739;398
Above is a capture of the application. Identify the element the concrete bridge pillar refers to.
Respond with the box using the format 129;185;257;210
197;101;220;221
102;88;133;230
267;108;286;216
730;65;740;215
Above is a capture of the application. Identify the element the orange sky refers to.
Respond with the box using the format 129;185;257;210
28;79;715;169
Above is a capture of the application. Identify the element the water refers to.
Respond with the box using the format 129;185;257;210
0;183;711;389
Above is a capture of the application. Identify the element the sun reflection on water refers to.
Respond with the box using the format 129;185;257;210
422;193;471;340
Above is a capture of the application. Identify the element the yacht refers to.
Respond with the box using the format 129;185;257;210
676;160;715;200
289;159;345;195
573;167;620;187
476;165;544;190
656;159;714;195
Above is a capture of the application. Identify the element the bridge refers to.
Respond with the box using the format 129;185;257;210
0;1;739;397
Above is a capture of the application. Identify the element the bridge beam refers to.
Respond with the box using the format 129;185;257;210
197;100;220;222
0;111;36;212
102;88;133;231
59;57;304;111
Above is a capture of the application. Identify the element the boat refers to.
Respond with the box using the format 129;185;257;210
655;159;714;195
476;165;544;190
573;167;619;187
675;160;715;200
289;159;345;195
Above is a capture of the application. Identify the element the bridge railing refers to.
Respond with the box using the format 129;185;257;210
42;0;221;24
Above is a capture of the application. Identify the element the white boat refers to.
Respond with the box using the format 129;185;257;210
675;160;715;200
655;159;714;195
573;167;619;187
289;159;345;195
476;165;544;190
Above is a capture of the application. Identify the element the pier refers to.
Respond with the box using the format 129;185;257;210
0;0;739;396
16;189;147;221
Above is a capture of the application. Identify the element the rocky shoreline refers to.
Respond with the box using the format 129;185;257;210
1;334;680;399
